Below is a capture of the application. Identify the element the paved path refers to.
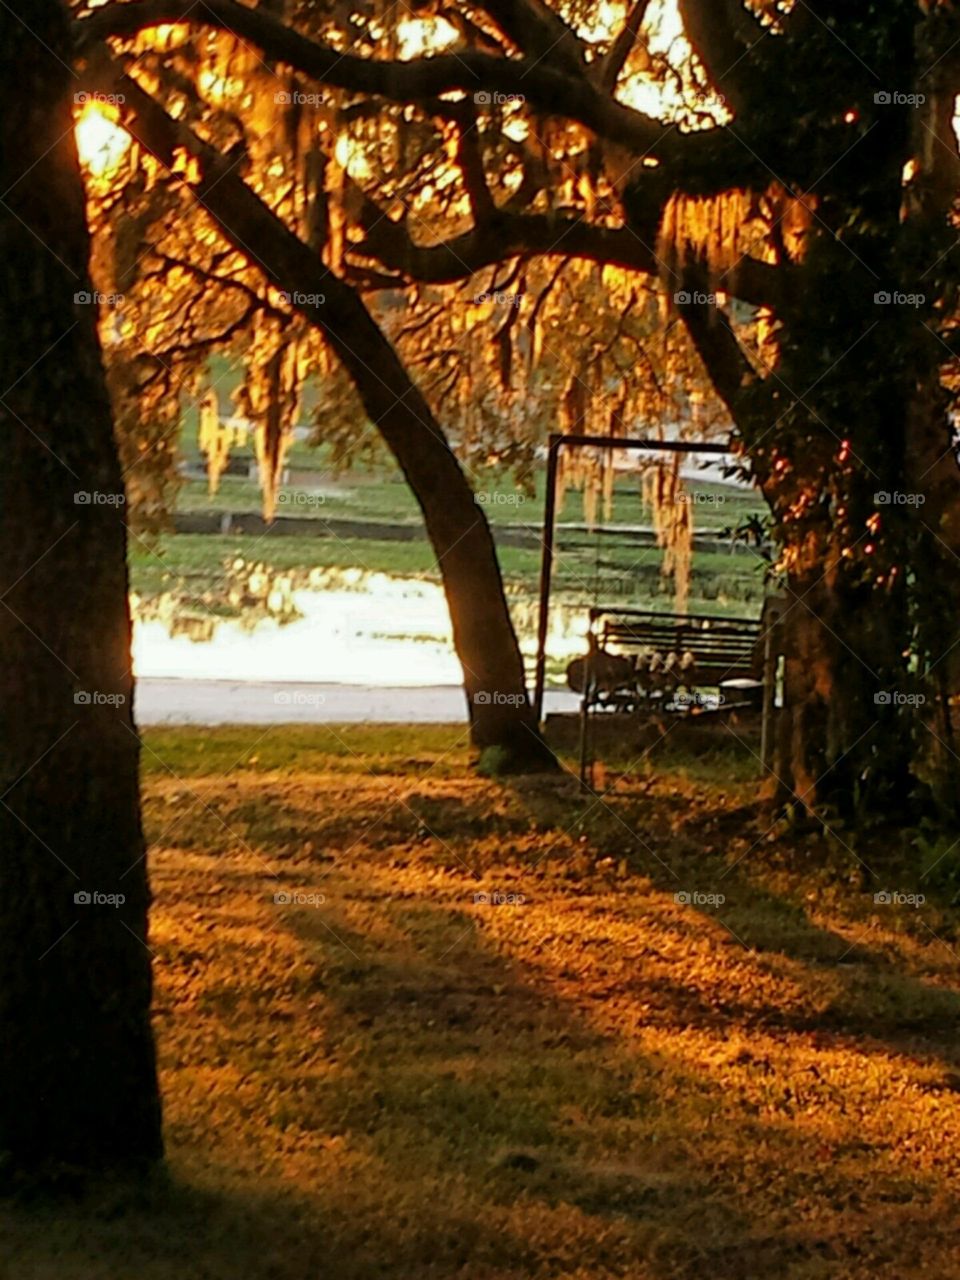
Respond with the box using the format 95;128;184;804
135;679;579;725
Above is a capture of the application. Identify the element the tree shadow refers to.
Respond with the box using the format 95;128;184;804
269;858;960;1277
21;766;960;1279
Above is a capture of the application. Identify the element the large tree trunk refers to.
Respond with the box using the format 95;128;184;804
108;73;557;771
771;549;914;821
763;81;934;819
0;1;162;1176
677;22;953;820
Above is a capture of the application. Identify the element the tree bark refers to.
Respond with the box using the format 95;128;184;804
0;0;162;1176
107;70;557;770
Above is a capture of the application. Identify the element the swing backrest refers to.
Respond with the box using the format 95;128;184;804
590;607;763;687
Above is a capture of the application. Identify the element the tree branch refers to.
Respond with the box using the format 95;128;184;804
678;269;773;476
348;185;784;308
75;0;670;154
85;57;548;725
595;0;652;94
475;0;586;73
676;0;767;117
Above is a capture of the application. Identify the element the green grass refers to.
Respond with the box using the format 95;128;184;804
133;437;769;677
6;724;960;1278
139;723;470;780
152;405;771;614
176;460;763;535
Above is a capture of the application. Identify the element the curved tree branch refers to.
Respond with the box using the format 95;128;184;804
76;0;666;153
676;0;768;117
81;55;556;759
474;0;586;73
595;0;653;94
347;180;785;307
678;266;774;483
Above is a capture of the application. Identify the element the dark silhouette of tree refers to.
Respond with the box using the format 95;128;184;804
0;0;162;1177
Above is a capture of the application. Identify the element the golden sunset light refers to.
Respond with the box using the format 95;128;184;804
6;2;960;1276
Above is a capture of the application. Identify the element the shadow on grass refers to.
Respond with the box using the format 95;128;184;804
10;741;960;1279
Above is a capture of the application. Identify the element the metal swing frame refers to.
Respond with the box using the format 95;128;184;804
531;432;731;722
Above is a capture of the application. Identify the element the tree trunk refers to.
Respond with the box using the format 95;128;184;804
0;1;162;1176
110;74;558;772
771;550;913;822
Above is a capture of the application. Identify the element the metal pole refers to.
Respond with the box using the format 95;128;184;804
531;433;731;724
533;434;563;723
760;626;774;770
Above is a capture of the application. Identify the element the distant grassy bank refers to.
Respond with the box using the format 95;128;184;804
131;451;769;622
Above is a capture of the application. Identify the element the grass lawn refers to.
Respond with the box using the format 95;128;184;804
6;724;960;1277
177;437;762;535
149;449;767;617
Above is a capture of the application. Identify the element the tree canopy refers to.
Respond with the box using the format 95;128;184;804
70;0;960;817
